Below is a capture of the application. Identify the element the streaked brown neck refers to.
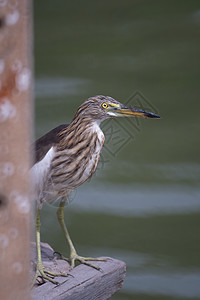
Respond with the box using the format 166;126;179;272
57;114;103;151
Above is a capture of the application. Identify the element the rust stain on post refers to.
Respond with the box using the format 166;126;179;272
0;70;16;100
0;0;33;299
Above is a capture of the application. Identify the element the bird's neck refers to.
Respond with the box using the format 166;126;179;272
58;116;104;150
70;115;103;136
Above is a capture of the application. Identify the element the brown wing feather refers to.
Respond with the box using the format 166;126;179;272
33;124;69;165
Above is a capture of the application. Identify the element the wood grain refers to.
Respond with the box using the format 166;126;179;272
32;243;126;300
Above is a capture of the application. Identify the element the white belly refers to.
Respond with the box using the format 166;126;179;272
31;146;55;207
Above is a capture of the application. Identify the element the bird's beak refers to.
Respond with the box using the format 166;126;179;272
110;104;160;119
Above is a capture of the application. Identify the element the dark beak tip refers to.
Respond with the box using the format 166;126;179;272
145;112;161;119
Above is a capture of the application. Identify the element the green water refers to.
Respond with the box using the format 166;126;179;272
34;1;200;299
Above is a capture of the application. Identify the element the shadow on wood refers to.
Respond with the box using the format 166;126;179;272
32;242;126;300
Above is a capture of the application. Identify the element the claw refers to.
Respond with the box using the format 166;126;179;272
53;251;70;263
32;263;71;287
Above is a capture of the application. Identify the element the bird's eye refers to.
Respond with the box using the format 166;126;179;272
101;103;108;109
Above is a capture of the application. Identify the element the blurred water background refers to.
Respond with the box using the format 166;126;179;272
34;1;200;299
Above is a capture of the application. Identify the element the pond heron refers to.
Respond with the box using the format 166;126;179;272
32;95;160;284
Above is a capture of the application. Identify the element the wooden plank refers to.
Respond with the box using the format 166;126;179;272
32;243;126;300
0;1;33;299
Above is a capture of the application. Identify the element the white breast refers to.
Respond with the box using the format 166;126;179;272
92;121;105;145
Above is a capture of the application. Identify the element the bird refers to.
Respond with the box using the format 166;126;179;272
32;95;160;284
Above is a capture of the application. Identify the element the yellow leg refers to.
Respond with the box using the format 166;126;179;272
32;209;69;286
56;201;105;270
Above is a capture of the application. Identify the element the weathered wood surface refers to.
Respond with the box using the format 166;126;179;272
32;243;126;300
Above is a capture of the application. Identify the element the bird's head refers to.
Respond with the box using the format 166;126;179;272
75;95;160;124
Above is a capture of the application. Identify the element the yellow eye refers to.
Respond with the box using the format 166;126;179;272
101;102;108;109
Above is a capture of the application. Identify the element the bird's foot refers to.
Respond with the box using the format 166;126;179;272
32;262;70;286
70;253;106;270
54;251;106;270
